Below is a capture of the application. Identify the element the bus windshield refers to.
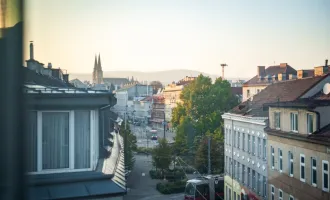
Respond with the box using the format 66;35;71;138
184;183;195;196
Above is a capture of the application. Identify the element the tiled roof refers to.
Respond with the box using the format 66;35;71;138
23;67;74;88
244;64;297;86
230;75;327;117
308;123;330;142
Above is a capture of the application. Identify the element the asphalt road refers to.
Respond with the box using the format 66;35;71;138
130;125;175;148
124;154;184;200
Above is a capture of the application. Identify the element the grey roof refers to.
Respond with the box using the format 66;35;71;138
24;84;110;94
103;78;129;85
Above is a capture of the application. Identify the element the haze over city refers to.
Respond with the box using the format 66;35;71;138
24;0;330;78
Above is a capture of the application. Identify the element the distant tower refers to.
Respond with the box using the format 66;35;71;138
92;53;103;84
221;63;228;80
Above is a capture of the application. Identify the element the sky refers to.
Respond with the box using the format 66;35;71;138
24;0;330;78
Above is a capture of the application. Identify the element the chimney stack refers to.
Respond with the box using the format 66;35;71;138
326;59;328;67
257;66;266;77
280;63;287;68
47;63;52;69
29;41;34;60
63;74;69;83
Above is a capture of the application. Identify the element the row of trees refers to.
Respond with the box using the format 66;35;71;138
119;121;137;170
171;74;239;174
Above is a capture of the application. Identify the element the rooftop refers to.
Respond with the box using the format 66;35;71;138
230;75;328;117
244;64;297;86
24;67;73;88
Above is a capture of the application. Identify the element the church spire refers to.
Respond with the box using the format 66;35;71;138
94;54;97;69
98;53;102;70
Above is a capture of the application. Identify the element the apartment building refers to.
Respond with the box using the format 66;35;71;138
264;83;330;200
242;63;297;102
222;74;330;200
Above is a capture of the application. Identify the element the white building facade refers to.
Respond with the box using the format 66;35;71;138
222;113;268;200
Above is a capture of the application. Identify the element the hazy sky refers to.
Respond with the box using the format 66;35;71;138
24;0;330;78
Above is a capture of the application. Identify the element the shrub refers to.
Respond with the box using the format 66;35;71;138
156;180;187;194
149;170;163;179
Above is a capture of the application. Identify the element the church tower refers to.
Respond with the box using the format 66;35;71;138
92;53;103;84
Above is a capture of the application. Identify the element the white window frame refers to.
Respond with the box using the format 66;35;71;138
248;135;251;153
242;132;245;151
278;189;283;200
270;185;275;200
252;136;256;155
289;195;294;200
263;139;267;160
258;137;261;158
323;160;329;192
290;112;298;133
300;154;305;182
29;110;94;175
238;132;241;149
307;113;314;134
278;149;283;172
289;151;293;177
271;146;275;169
311;157;317;187
274;112;281;130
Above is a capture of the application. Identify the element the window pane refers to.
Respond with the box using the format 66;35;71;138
27;111;37;172
42;112;69;169
301;166;305;179
324;173;329;189
313;170;317;184
324;163;328;171
74;111;91;169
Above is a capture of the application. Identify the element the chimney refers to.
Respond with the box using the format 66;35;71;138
326;59;328;67
29;41;34;60
280;63;287;67
257;66;266;77
63;74;69;83
314;65;329;76
47;63;52;69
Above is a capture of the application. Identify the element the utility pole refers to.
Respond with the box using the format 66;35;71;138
208;136;211;174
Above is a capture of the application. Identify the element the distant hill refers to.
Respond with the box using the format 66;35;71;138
70;69;247;85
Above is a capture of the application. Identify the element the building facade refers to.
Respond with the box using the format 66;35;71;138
265;89;330;200
163;76;196;124
223;74;330;200
150;96;165;129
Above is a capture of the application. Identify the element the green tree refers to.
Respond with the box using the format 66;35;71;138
152;138;172;173
171;74;238;172
120;121;137;170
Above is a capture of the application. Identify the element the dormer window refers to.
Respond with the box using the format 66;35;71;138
290;113;298;132
274;112;281;129
307;113;314;134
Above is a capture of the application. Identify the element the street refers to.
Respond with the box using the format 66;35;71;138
130;124;175;148
124;154;184;200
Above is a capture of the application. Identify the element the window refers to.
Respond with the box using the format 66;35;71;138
226;186;228;200
242;133;245;151
263;176;267;197
289;195;294;200
278;149;283;172
248;135;251;153
238;132;241;149
28;111;92;173
300;154;305;182
247;89;250;97
289;151;294;177
237;194;240;200
271;146;275;169
229;188;232;200
307;113;314;134
242;165;245;184
233;160;236;179
229;158;232;175
234;131;236;147
274;112;281;129
271;185;275;200
258;138;261;158
234;192;236;200
290;113;298;132
248;167;251;187
252;136;255;155
263;139;266;160
258;173;262;194
237;162;241;180
252;170;256;190
323;160;329;192
278;189;283;200
311;157;317;186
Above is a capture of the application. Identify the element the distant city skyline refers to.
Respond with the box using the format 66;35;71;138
24;0;330;77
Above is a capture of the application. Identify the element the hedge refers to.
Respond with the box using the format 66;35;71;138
156;180;187;194
149;169;185;180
